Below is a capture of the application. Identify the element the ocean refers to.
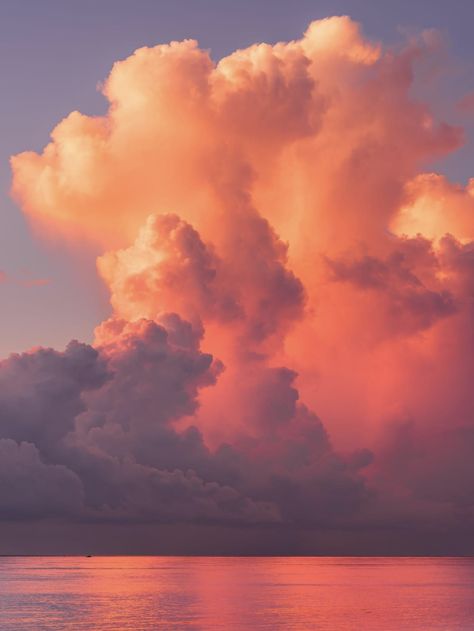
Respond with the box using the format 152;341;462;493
0;556;473;630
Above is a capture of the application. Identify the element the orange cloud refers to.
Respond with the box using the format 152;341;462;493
8;16;474;543
393;173;474;243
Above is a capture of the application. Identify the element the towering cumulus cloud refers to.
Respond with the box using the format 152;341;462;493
6;16;474;553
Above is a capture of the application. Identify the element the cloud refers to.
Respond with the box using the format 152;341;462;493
6;16;474;550
393;174;474;243
457;91;474;114
0;271;49;287
326;236;457;337
0;341;107;452
0;313;365;525
0;316;280;523
97;213;241;326
98;211;305;355
0;439;83;519
20;277;50;288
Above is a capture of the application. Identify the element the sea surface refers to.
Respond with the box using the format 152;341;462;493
0;556;474;630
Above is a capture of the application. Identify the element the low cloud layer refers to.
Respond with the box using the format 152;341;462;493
5;16;474;551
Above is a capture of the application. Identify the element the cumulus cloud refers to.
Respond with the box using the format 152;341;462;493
0;341;107;451
0;439;83;519
5;16;474;549
0;314;364;526
97;214;240;327
326;236;457;337
98;211;304;356
0;317;282;523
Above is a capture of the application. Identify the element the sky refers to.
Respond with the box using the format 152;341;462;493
1;0;474;554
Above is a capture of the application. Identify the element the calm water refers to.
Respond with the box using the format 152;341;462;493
0;557;474;630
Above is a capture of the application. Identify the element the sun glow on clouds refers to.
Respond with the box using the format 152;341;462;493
4;16;474;542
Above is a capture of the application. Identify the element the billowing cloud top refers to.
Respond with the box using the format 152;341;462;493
5;16;474;552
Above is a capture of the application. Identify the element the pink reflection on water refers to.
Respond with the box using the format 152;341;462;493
1;556;474;630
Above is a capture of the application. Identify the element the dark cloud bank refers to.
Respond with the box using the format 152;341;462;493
1;306;474;555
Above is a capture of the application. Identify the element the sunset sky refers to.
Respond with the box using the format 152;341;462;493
1;0;474;554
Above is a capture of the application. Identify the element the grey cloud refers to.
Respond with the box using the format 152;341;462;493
0;313;370;528
0;439;83;519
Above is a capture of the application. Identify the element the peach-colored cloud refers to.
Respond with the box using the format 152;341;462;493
20;277;50;287
393;173;474;243
457;91;474;114
0;270;50;288
8;16;474;541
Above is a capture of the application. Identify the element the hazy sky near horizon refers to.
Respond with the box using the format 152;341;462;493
1;0;474;355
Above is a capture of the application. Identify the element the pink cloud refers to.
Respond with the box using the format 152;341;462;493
5;16;474;548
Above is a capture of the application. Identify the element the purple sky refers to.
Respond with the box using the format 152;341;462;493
0;0;473;356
